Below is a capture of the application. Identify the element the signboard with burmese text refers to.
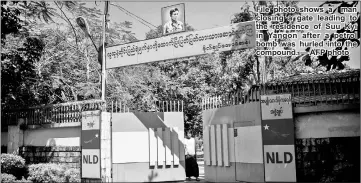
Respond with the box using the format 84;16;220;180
105;21;256;69
261;94;293;120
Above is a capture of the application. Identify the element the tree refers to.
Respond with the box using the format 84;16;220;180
314;1;359;71
1;1;137;109
34;2;138;102
230;1;355;82
1;1;46;109
1;36;45;109
1;1;22;44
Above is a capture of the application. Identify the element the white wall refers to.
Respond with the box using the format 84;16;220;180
24;127;81;146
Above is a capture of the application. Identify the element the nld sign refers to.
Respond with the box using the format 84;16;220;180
265;151;293;164
81;111;101;179
83;154;99;164
263;146;297;182
82;150;100;178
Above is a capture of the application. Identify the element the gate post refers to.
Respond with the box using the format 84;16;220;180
100;108;112;182
80;101;112;183
81;110;102;182
7;118;25;154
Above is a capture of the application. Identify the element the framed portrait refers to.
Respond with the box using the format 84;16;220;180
161;3;186;36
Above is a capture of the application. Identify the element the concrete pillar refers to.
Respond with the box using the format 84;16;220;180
101;111;112;182
7;118;25;154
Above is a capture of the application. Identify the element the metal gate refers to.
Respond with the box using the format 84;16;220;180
109;101;186;182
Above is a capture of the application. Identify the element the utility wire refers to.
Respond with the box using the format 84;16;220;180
118;6;158;29
103;3;141;41
112;2;158;29
111;4;155;30
110;3;158;30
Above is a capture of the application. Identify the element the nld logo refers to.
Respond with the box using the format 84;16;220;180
266;152;293;164
83;155;99;164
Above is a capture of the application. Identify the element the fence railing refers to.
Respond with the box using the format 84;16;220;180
202;71;360;110
107;99;184;113
202;87;260;110
260;74;360;107
1;100;105;126
1;99;185;126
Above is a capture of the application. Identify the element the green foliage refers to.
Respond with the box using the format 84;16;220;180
1;173;17;183
1;2;22;44
0;154;27;179
14;177;32;183
0;154;79;182
1;1;136;110
27;163;64;182
315;1;359;71
1;35;45;109
27;163;80;183
64;168;81;182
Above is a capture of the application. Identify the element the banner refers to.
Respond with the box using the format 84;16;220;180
106;21;256;69
261;94;296;182
81;110;101;179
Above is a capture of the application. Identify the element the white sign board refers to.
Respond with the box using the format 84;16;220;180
82;149;101;179
106;21;256;69
260;94;293;120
